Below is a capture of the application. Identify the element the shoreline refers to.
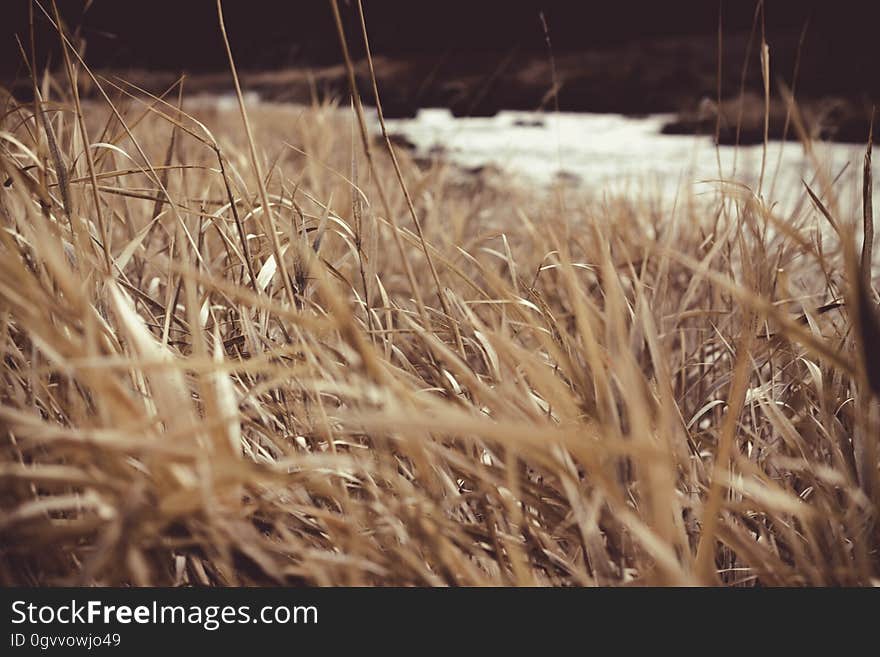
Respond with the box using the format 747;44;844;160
8;33;877;146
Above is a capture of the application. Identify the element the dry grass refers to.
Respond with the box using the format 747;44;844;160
1;6;879;586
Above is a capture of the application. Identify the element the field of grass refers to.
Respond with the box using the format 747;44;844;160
1;2;879;586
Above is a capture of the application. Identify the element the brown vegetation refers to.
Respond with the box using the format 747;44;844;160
1;3;879;586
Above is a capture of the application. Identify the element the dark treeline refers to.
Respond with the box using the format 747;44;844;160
1;2;876;71
2;1;878;122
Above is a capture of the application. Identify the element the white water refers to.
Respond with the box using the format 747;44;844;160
384;109;876;214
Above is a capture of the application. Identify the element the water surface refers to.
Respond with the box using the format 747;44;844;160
384;109;876;215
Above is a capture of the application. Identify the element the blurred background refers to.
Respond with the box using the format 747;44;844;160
3;0;878;205
3;0;878;122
